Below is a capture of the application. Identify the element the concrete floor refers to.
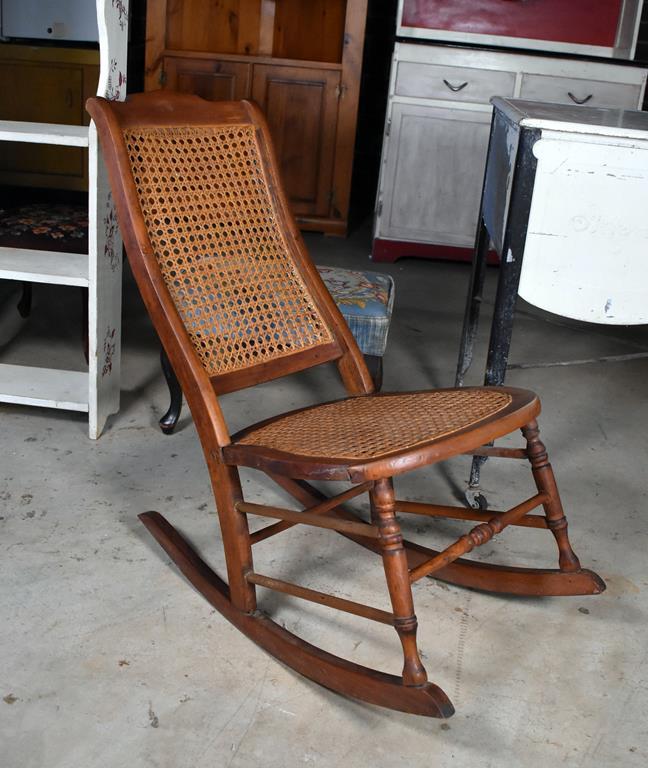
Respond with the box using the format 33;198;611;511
1;226;648;767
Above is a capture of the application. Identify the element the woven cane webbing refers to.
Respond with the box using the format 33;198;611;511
236;390;512;460
123;124;334;376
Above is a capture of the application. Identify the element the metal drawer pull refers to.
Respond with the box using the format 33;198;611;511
443;79;468;93
568;92;593;105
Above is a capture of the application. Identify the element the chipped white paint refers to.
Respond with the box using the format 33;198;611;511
88;0;129;438
482;109;520;255
0;364;89;412
496;99;648;325
0;122;89;146
0;248;89;286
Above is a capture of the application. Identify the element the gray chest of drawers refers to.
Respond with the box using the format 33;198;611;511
372;42;647;262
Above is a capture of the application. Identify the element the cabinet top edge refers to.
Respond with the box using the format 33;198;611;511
493;96;648;140
160;49;344;73
0;42;99;65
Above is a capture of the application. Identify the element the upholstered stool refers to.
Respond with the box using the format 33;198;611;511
158;264;395;433
315;265;394;391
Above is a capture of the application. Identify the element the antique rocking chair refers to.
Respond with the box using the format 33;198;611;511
87;92;604;718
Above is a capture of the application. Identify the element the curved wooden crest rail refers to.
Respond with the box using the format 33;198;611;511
87;91;604;718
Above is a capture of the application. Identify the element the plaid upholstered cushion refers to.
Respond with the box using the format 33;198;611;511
316;266;395;357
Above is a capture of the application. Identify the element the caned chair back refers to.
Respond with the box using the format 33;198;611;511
87;92;372;406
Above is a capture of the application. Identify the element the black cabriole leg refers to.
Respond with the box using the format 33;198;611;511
160;347;182;434
159;352;381;434
17;282;32;318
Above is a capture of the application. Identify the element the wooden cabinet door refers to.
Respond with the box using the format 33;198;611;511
163;57;252;101
252;64;340;218
377;102;492;247
0;61;86;187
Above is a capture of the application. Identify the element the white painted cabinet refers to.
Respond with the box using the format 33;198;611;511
380;102;491;246
496;98;648;325
0;0;128;437
373;43;648;261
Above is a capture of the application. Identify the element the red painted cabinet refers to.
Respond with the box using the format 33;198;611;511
399;0;643;59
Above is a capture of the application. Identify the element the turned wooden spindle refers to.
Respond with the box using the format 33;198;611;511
371;478;428;687
522;421;581;572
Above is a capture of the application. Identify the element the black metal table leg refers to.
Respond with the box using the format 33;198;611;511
455;216;491;387
465;249;525;509
159;347;183;434
482;126;540;388
465;126;541;505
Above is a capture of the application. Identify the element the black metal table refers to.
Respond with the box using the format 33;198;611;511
455;96;648;507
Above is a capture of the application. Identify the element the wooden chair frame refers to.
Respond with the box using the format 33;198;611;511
87;92;604;718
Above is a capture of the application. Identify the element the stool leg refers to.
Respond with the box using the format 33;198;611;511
17;282;32;318
363;354;383;391
523;420;581;572
371;478;427;686
160;347;183;434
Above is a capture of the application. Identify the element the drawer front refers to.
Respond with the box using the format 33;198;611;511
395;61;515;104
520;74;641;109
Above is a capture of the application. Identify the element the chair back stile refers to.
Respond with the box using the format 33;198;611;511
86;92;373;452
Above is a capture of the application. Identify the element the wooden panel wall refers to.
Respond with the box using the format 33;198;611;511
165;0;265;54
273;0;345;62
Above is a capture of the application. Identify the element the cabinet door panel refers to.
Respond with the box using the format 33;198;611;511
252;64;340;217
0;62;85;180
164;57;252;100
379;102;491;247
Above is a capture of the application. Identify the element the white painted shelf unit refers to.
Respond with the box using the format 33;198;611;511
0;0;128;438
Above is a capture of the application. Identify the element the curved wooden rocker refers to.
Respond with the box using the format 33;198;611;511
87;91;604;718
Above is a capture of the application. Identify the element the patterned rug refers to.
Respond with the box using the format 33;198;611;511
0;198;88;254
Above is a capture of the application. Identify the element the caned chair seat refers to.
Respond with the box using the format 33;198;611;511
226;387;539;481
88;91;604;720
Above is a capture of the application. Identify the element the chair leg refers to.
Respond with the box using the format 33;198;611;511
371;477;427;687
212;464;257;613
522;420;581;573
138;508;454;717
141;464;257;615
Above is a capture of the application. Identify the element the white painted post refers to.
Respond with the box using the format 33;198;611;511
88;0;129;438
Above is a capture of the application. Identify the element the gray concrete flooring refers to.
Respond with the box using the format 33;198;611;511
1;227;647;767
